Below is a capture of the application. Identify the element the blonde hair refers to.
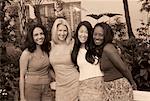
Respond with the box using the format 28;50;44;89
51;18;72;44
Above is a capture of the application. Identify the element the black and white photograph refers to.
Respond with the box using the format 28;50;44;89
0;0;150;101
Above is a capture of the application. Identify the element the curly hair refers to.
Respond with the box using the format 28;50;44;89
25;23;50;54
92;22;114;58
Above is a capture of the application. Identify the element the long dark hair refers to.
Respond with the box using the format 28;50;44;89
25;23;50;55
92;22;114;58
71;21;96;65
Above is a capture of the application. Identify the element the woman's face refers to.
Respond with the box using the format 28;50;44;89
93;26;104;45
33;27;45;45
78;25;88;44
57;24;68;42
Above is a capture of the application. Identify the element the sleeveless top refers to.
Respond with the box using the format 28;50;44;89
49;40;79;86
77;48;104;81
101;45;123;82
25;52;50;84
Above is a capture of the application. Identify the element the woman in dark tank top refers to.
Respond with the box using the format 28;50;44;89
92;22;137;101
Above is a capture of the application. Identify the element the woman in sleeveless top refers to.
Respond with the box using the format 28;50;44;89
49;18;79;101
92;22;137;101
19;24;52;101
71;21;107;101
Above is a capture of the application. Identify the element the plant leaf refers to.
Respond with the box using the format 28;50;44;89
140;69;147;76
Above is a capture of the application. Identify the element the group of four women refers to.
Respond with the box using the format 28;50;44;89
19;18;137;101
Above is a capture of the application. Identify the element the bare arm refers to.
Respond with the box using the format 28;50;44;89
104;44;137;89
19;50;29;101
49;64;55;82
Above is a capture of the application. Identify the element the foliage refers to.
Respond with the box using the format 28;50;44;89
137;20;149;38
0;62;20;101
139;0;150;35
110;8;150;90
116;36;150;91
113;0;150;91
130;1;150;90
140;0;150;12
110;16;127;40
0;1;22;101
0;1;149;101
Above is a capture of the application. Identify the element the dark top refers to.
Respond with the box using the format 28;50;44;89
101;43;126;82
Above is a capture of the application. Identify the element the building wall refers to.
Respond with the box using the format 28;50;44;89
26;1;81;32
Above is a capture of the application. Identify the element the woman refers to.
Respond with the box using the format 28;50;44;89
71;21;107;101
49;18;79;101
92;22;137;101
19;23;52;101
